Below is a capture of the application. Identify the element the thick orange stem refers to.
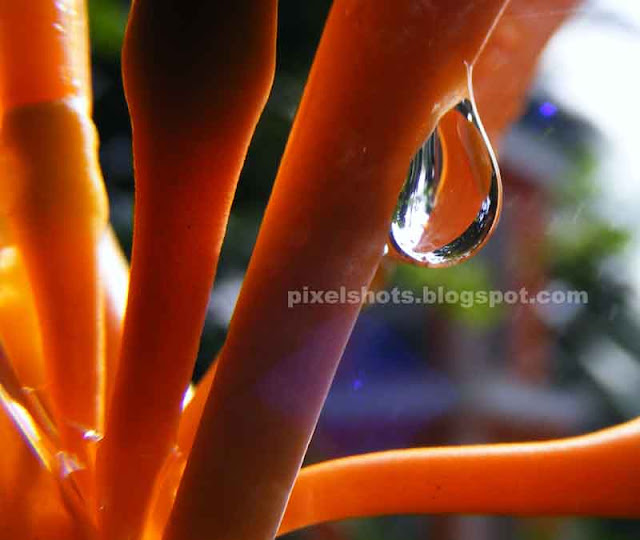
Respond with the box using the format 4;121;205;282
98;3;278;539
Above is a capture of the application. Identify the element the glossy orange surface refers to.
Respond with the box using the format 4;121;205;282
1;3;638;540
163;2;510;540
97;2;278;539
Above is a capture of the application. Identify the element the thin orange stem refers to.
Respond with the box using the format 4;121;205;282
473;0;580;141
0;384;91;540
99;228;129;413
0;247;47;402
141;364;217;540
0;0;107;504
280;419;640;534
0;1;90;110
1;101;108;495
0;226;128;439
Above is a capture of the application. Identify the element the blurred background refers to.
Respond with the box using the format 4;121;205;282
89;1;640;539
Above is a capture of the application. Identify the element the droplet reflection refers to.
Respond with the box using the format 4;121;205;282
388;96;502;267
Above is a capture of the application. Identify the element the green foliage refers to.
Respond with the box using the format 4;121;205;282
546;149;631;277
88;0;128;57
549;215;630;269
391;258;504;328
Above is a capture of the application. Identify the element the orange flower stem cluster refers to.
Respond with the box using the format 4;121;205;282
1;3;639;540
0;0;108;505
162;2;511;540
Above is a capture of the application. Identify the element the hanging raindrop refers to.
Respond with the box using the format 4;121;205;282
388;94;502;267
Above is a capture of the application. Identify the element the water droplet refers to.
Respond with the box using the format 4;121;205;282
388;94;502;267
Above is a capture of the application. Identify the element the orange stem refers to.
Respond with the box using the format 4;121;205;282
141;364;217;540
98;228;129;414
0;383;91;540
473;0;580;141
0;1;89;110
280;418;640;534
0;0;107;502
0;226;128;440
0;247;47;401
98;2;277;538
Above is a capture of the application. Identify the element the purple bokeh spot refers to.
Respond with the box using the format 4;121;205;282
539;101;558;118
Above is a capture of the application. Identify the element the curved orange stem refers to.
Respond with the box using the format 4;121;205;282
280;418;640;534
